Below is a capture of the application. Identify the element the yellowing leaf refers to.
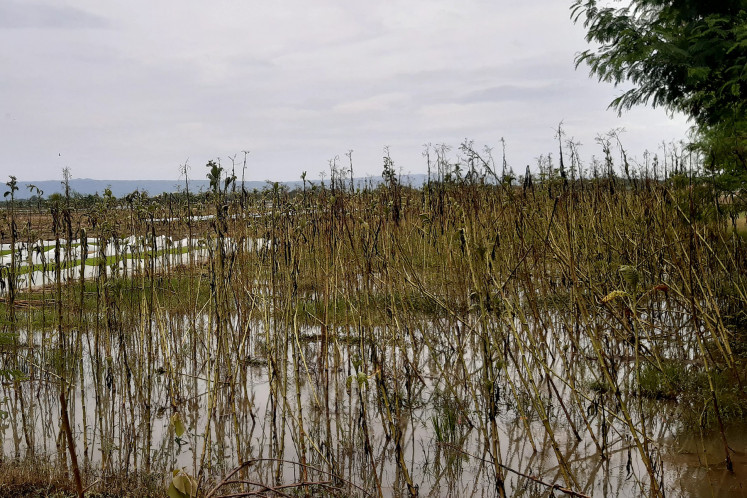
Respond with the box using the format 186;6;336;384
171;413;186;438
173;475;191;495
602;290;627;303
167;482;187;498
168;470;197;498
168;472;197;498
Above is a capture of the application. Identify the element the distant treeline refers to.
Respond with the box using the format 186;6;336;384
5;175;430;202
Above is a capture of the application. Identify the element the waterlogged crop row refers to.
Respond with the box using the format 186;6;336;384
0;154;745;497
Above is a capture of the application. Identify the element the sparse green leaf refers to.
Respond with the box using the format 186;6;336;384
619;265;640;289
172;413;186;438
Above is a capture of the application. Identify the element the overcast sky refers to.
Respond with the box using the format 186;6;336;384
1;0;691;182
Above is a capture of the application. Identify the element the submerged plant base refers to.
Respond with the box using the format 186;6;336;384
0;457;164;497
1;179;746;497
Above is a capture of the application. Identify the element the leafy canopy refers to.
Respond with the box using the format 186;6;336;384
572;0;747;128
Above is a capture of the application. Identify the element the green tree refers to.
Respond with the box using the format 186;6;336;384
695;116;747;192
572;0;747;185
572;0;746;126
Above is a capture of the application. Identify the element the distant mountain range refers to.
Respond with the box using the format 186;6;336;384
9;174;428;200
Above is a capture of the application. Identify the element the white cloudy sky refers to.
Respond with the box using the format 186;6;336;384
1;0;691;181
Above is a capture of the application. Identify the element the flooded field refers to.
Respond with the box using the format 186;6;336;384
1;176;745;497
0;234;267;292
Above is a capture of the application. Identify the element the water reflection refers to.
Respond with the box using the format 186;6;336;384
1;309;744;496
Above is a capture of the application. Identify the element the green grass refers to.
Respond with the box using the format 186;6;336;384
1;246;193;277
638;361;747;426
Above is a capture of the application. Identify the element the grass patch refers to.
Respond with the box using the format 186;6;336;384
1;269;211;329
0;457;164;497
638;361;747;427
1;245;194;277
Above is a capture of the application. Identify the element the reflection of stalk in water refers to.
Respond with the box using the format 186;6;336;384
77;230;89;468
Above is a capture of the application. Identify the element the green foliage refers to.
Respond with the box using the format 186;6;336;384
4;176;18;200
573;0;747;189
618;264;640;292
638;362;747;426
381;149;397;187
693;116;747;192
206;160;223;193
346;372;370;391
206;159;236;195
572;0;747;128
638;362;686;400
